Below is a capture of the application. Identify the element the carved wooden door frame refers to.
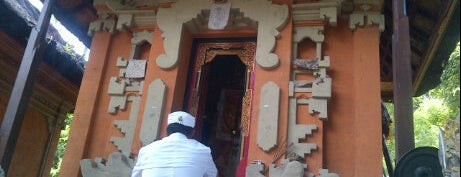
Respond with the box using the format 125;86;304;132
185;41;256;176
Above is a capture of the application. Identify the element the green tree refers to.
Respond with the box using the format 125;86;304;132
50;114;73;177
384;42;460;169
429;42;460;119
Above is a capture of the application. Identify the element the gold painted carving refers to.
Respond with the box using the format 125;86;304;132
241;89;253;136
189;42;255;132
195;42;256;72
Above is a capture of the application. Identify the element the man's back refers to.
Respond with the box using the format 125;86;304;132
131;133;217;177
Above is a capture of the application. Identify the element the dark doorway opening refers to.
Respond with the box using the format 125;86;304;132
197;55;246;177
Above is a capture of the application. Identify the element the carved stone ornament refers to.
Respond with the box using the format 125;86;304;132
292;1;341;26
140;79;166;146
156;0;289;69
268;160;304;177
80;152;134;177
257;81;280;151
349;12;385;32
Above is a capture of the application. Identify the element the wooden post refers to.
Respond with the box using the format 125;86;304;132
392;0;415;160
0;0;54;172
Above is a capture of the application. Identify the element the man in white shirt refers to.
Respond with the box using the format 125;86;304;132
131;111;218;177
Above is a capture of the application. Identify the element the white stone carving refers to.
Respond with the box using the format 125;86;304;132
88;19;116;36
208;2;231;30
108;95;127;114
298;98;328;120
130;31;153;59
367;13;385;32
288;98;318;157
293;26;324;43
125;80;144;93
140;79;166;146
257;81;280;151
269;160;305;177
105;0;156;32
116;56;128;67
312;77;332;98
349;13;385;32
108;77;126;95
292;1;341;26
320;7;338;26
125;60;147;78
156;0;289;69
80;152;134;177
111;96;141;155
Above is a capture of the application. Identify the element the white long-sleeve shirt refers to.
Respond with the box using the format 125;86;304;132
131;133;217;177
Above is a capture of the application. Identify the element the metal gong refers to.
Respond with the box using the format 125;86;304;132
394;147;443;177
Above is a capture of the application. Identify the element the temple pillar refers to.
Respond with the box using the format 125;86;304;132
351;26;382;177
60;32;113;177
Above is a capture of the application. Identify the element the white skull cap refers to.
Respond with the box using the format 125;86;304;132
167;111;195;128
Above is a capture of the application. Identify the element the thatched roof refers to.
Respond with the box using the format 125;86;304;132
0;0;85;86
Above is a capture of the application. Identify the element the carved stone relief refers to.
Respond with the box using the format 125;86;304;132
105;31;149;157
288;99;318;158
80;152;134;177
292;1;340;26
156;0;289;69
111;96;141;155
257;81;280;152
248;159;341;177
349;13;384;32
88;0;157;35
269;160;305;177
130;31;153;59
348;3;385;32
88;13;116;36
139;79;166;146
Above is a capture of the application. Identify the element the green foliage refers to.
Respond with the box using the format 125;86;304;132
63;43;77;58
50;114;73;177
429;42;460;119
384;42;460;166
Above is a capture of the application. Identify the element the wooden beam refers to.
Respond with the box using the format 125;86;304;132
392;0;415;160
0;0;54;172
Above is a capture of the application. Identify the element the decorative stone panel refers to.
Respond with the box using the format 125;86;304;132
140;79;166;146
111;96;141;155
348;2;385;32
349;13;384;32
156;0;289;69
257;81;280;151
288;99;318;157
293;2;339;27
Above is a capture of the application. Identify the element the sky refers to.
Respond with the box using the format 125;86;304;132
28;0;89;61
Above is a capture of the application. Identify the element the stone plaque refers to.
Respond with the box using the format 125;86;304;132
125;59;146;78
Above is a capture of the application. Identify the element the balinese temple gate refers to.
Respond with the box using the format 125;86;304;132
60;0;384;177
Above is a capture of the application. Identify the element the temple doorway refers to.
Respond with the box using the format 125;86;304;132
185;40;256;177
